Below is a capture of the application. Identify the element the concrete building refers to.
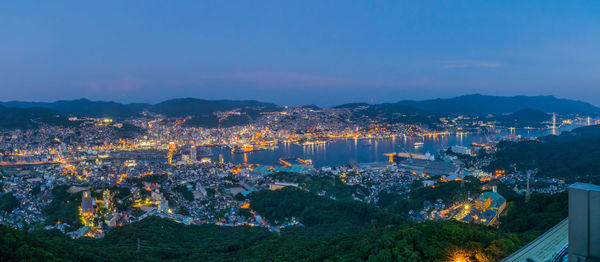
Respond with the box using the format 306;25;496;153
190;146;197;163
502;183;600;262
397;159;459;176
568;183;600;262
451;145;472;155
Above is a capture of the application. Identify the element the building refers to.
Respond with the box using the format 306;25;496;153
81;190;95;215
190;146;197;163
396;152;435;161
451;145;472;155
269;182;299;190
474;191;505;226
252;165;272;176
102;189;113;211
502;183;600;262
568;183;600;261
397;159;459;176
271;165;315;174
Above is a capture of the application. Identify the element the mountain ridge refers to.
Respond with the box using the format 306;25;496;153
395;94;600;115
2;94;598;122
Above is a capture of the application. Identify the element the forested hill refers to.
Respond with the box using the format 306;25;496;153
395;94;600;116
2;99;137;119
150;98;281;117
333;102;441;126
0;184;570;261
4;94;598;121
0;107;74;130
151;98;282;128
492;108;551;128
0;216;531;261
0;98;281;126
487;125;600;180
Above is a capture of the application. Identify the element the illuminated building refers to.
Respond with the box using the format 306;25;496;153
102;189;113;211
474;191;505;225
81;190;95;215
494;169;506;177
190;145;197;163
451;145;472;155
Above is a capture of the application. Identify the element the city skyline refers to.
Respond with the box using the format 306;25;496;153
1;2;599;261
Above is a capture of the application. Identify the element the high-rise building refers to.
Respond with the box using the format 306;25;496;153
190;146;197;163
81;190;95;215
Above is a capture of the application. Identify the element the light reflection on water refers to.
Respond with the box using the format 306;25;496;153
210;125;580;167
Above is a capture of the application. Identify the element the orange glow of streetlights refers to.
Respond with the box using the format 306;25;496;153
449;249;471;262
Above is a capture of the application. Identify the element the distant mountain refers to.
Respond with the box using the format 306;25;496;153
492;108;551;127
0;101;51;108
3;94;596;123
150;98;282;128
301;104;321;110
150;98;281;117
333;103;370;109
0;98;282;121
396;94;600;116
335;102;440;126
125;103;153;113
51;99;137;118
0;107;74;130
1;99;137;119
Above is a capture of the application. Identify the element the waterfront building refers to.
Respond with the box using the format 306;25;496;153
451;145;472;155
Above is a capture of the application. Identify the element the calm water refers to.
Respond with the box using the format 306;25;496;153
209;125;581;167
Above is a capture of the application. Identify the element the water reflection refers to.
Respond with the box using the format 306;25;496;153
210;126;580;167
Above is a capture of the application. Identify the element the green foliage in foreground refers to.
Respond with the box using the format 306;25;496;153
248;187;402;228
0;185;570;261
0;216;533;262
0;193;19;213
500;192;568;233
378;177;482;216
268;172;368;200
42;185;82;227
174;185;194;202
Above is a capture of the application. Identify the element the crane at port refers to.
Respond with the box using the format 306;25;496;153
384;153;396;162
279;158;292;167
296;158;312;165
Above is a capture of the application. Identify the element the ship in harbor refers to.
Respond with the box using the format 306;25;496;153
413;142;425;148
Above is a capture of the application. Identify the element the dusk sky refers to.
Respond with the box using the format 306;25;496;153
1;1;599;106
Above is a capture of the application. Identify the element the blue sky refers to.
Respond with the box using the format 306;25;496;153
1;1;599;106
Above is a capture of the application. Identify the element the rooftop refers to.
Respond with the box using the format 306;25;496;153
501;219;568;262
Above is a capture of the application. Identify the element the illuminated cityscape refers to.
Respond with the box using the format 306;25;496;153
1;1;600;261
